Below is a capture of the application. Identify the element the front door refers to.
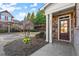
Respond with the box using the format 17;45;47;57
58;15;71;42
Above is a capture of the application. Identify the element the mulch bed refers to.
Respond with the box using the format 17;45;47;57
3;37;48;56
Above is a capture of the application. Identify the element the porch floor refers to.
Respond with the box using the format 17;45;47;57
31;42;76;56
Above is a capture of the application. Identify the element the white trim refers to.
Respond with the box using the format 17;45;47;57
46;14;49;42
40;3;50;10
58;14;71;42
49;13;52;43
45;3;75;15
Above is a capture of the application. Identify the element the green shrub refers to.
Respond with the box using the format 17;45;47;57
0;29;7;33
35;32;46;39
29;29;37;32
23;37;31;44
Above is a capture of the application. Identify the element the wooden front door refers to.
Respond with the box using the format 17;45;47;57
58;15;71;41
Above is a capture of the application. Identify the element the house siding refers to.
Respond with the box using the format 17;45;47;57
74;3;79;55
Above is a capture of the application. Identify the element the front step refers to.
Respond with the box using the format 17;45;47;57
52;39;71;45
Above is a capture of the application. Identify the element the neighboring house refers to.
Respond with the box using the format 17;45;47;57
11;20;24;32
41;3;79;55
0;10;23;32
0;10;14;33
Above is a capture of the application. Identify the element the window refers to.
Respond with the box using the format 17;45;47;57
60;20;68;33
8;16;11;22
1;15;5;22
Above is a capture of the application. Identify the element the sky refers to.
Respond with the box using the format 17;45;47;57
0;3;44;21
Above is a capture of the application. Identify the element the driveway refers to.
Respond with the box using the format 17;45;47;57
0;33;23;55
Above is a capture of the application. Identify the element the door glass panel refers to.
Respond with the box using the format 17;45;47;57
60;20;68;33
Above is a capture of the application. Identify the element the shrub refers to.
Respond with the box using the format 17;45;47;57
35;32;46;39
29;29;37;32
0;29;7;33
23;37;31;44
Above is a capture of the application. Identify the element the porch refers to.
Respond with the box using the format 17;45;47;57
45;3;76;43
31;42;76;56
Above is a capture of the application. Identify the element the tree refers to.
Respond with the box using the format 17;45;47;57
33;10;46;25
23;16;27;37
23;15;32;44
30;12;35;21
27;13;31;20
23;13;34;37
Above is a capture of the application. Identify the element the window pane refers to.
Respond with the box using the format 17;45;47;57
8;16;11;22
64;27;67;33
1;15;5;22
60;20;68;33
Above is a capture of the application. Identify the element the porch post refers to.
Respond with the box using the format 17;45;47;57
49;13;52;43
76;3;79;27
11;17;14;24
8;23;10;33
46;14;49;42
0;14;1;24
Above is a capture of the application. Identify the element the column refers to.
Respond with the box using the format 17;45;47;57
49;13;52;43
76;3;79;27
74;3;79;55
0;14;1;24
8;23;10;33
5;16;8;25
7;16;10;33
46;14;49;42
11;17;14;24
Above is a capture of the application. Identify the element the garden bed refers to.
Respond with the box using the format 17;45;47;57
3;37;48;56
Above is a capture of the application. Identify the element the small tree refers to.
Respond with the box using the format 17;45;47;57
23;14;33;44
23;13;34;37
23;16;27;37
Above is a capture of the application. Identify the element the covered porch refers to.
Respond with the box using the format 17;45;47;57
45;3;76;43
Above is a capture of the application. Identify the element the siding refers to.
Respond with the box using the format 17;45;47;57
74;3;79;55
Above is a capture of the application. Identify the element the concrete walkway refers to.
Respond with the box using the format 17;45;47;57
31;42;76;56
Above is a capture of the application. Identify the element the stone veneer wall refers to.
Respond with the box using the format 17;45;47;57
52;16;58;40
74;3;79;55
52;8;75;41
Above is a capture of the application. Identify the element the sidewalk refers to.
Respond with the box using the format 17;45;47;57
31;42;76;56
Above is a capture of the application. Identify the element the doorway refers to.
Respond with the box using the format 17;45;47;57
58;14;71;42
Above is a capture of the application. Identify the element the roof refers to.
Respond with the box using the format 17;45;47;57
40;3;50;10
0;10;14;18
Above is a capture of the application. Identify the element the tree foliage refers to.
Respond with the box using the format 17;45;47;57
27;13;31;20
33;10;46;25
30;12;35;21
25;10;46;25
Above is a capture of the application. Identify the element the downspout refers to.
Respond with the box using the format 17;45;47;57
75;3;77;27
